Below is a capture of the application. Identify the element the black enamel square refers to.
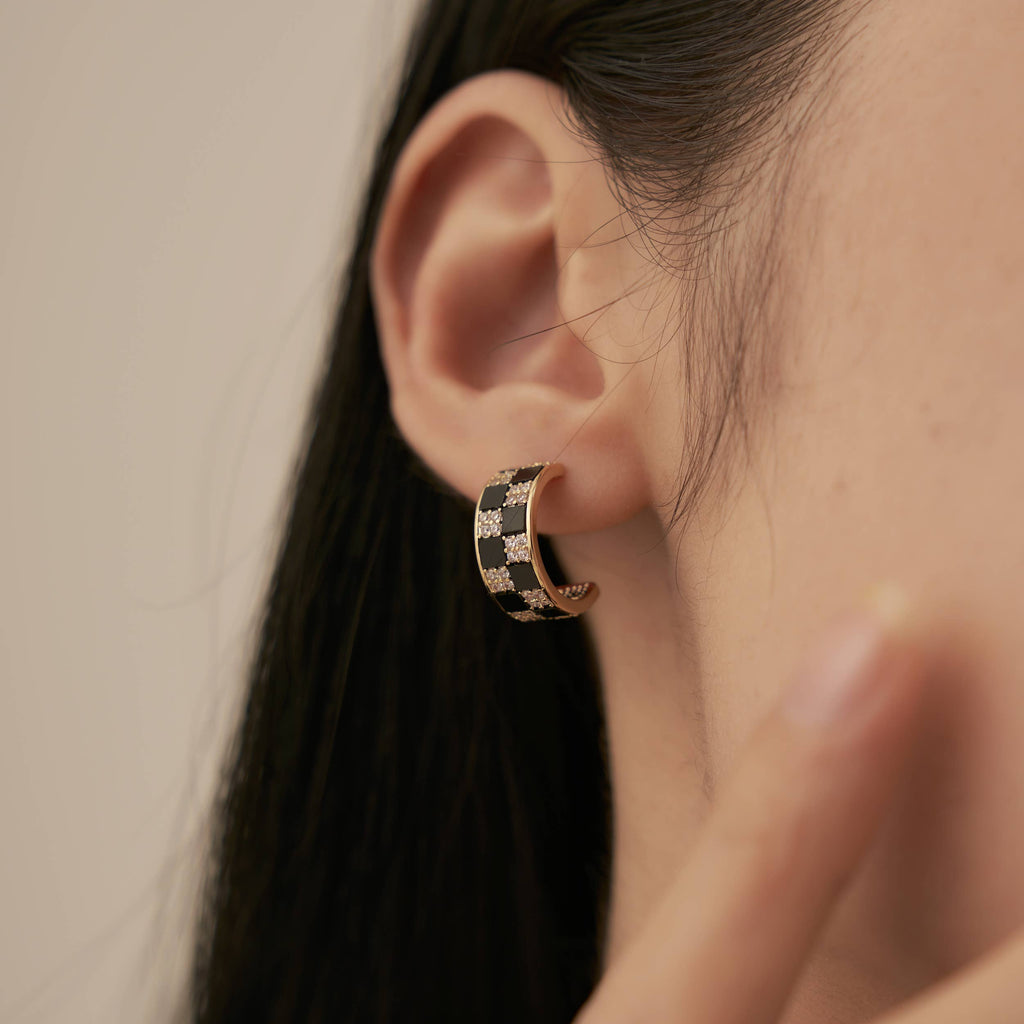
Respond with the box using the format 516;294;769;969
500;505;526;535
494;591;527;612
477;537;507;569
511;465;543;484
508;563;540;592
479;484;508;510
536;607;570;619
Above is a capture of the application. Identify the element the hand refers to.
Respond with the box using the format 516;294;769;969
575;592;1024;1024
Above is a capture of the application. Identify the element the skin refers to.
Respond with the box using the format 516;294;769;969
370;0;1024;1019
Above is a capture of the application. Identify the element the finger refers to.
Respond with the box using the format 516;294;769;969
578;591;928;1024
877;930;1024;1024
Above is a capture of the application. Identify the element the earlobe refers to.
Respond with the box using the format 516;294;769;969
371;70;654;536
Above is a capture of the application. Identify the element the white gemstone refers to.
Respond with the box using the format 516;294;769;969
503;482;531;506
487;469;515;485
520;588;553;610
509;610;542;622
504;533;530;563
483;566;513;592
476;509;502;538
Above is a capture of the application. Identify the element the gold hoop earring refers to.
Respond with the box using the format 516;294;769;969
473;462;599;622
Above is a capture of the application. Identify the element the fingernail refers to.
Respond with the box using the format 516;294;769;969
783;582;910;726
862;580;912;638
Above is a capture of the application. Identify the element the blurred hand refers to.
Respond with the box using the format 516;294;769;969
576;591;1024;1024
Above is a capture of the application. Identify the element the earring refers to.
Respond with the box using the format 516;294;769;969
473;462;599;622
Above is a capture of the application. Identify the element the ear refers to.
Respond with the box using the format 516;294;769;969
371;70;656;535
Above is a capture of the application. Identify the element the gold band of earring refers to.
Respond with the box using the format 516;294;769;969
473;462;599;622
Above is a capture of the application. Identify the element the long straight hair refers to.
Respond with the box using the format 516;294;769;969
192;1;851;1020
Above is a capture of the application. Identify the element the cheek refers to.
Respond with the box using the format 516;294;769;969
780;0;1024;626
763;0;1024;973
810;8;1024;584
814;0;1024;386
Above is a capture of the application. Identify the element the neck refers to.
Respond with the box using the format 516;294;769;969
555;508;711;965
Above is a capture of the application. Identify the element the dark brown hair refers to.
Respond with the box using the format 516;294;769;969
192;2;852;1021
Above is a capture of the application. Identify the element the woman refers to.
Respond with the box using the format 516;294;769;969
190;0;1024;1021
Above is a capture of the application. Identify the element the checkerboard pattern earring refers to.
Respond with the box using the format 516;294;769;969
474;462;599;622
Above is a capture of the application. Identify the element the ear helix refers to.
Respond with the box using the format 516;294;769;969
473;462;599;622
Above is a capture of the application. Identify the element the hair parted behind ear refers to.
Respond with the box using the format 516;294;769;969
192;1;857;1022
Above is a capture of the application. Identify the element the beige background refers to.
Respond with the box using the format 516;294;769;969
0;1;417;1019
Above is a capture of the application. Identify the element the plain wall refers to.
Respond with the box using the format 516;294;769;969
0;2;417;1019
